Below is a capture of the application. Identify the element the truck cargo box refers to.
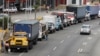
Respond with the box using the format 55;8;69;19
13;19;39;40
66;5;86;19
86;5;99;15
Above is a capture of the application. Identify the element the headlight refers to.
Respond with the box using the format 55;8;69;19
23;41;28;45
10;41;15;45
38;32;42;38
81;29;83;32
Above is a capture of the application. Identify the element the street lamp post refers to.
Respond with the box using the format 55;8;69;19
7;0;10;30
2;0;5;30
39;0;41;12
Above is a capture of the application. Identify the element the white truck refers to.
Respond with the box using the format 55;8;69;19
42;15;63;33
38;20;48;41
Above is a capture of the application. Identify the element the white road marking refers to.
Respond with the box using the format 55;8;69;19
88;37;92;40
60;40;64;43
77;48;83;53
98;30;100;32
93;32;98;35
82;42;87;46
53;47;57;51
48;55;50;56
67;36;71;38
19;53;24;56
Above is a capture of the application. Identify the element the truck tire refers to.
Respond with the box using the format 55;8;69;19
25;48;28;52
10;48;14;52
29;42;33;50
39;38;42;41
33;38;37;45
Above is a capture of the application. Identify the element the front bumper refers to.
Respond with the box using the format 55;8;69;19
9;45;28;48
80;31;90;34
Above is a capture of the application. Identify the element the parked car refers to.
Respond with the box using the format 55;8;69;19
3;7;17;13
80;24;91;35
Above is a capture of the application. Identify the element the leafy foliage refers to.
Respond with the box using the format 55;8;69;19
0;16;11;30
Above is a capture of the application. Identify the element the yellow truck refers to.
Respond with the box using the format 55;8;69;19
5;20;39;52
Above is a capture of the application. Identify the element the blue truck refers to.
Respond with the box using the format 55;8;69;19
66;5;86;23
86;5;99;19
5;19;39;52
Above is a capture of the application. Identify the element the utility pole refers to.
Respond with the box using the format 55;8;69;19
7;0;10;30
2;0;5;30
39;0;41;12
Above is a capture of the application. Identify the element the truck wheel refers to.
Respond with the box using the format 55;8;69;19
56;28;59;31
39;38;42;41
33;39;37;45
25;48;28;52
29;43;33;50
10;48;14;52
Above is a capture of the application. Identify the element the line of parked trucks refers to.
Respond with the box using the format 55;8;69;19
1;4;100;52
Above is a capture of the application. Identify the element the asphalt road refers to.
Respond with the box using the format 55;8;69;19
1;17;100;56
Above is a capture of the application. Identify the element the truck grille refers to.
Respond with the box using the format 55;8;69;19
16;40;22;45
16;40;22;42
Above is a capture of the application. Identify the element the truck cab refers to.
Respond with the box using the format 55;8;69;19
5;20;39;52
38;20;48;41
5;32;28;52
43;15;63;32
66;12;76;24
51;11;76;26
51;11;67;27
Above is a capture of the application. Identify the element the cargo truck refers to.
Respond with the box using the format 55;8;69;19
86;5;99;19
5;20;39;52
66;5;86;23
42;15;63;32
51;11;75;26
36;17;48;41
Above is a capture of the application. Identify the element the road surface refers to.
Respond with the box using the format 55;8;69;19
1;9;100;56
1;17;100;56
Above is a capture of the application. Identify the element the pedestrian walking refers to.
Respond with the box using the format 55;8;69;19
1;40;4;52
45;31;48;40
46;5;50;13
45;34;48;40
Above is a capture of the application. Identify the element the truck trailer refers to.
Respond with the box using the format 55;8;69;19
66;5;86;23
86;5;99;19
5;19;39;52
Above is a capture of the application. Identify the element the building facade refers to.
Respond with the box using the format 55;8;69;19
66;0;89;5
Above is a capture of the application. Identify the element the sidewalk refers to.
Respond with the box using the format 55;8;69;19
11;9;66;22
0;30;6;53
